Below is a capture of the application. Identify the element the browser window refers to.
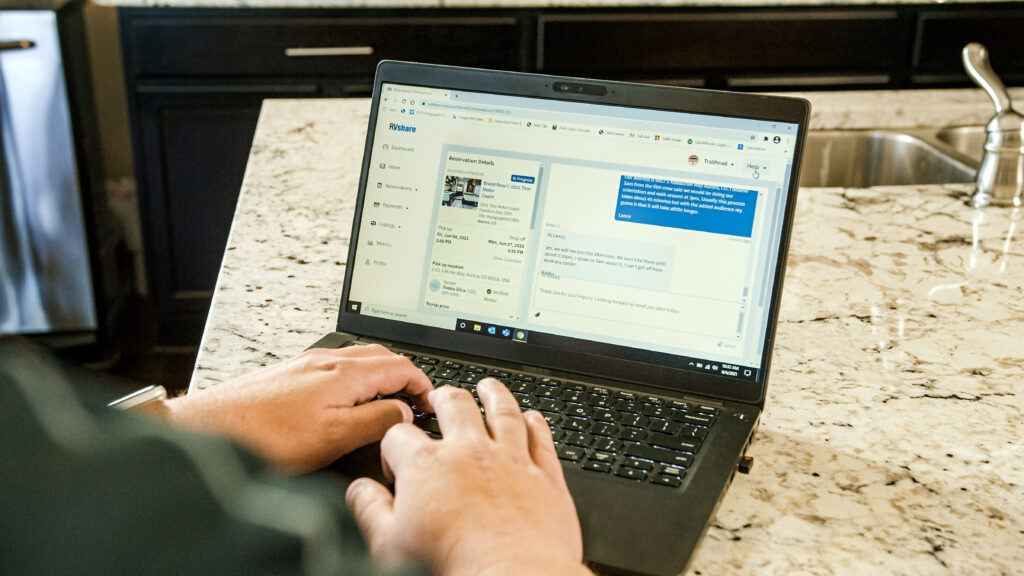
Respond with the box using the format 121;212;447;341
348;83;798;380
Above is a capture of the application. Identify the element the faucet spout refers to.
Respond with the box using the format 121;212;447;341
963;43;1024;207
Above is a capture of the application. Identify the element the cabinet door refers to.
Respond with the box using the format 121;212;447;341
133;86;316;344
539;10;902;90
128;15;523;77
912;9;1024;85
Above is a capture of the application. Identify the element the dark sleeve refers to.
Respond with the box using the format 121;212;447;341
0;337;418;576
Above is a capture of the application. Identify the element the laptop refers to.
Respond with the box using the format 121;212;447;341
312;61;809;576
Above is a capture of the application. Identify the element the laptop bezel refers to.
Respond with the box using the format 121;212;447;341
337;60;809;406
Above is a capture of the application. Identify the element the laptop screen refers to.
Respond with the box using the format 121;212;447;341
345;81;800;385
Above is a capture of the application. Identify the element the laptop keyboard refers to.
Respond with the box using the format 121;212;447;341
394;350;718;489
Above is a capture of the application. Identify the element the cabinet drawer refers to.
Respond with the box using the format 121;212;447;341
914;10;1024;71
540;11;900;76
128;16;522;77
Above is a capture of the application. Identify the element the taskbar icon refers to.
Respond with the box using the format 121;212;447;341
455;318;527;343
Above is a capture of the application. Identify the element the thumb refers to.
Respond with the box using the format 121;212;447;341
338;399;413;453
346;478;396;557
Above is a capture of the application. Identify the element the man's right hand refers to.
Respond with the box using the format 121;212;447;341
345;378;593;576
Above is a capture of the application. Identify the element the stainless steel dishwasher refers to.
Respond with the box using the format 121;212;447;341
0;9;96;334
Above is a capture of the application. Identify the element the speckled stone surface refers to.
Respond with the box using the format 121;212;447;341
193;91;1023;574
95;0;1024;8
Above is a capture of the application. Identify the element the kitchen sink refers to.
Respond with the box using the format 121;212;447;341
933;125;987;164
799;129;979;188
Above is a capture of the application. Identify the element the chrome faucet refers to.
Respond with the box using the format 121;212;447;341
963;43;1024;207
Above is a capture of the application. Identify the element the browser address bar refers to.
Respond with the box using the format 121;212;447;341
422;100;513;116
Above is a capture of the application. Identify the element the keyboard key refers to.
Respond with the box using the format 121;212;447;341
620;414;650;429
563;382;587;392
582;461;612;473
651;474;682;488
489;369;511;379
593;410;618;422
621;458;653;471
614;400;642;414
624;444;694;468
642;396;663;405
644;405;669;418
561;418;588;432
515;394;538;409
417;356;440;365
587;396;614;409
592;437;622;453
435;368;459;380
588;451;617;465
590;422;619;437
696;404;720;416
614;391;637;401
415;363;435;375
441;360;463;370
512;373;536;383
540;412;561;427
564;432;593;447
465;364;488;373
535;387;561;400
564;404;593;419
536;399;565;413
683;413;714;427
557;445;585;462
552;429;566;443
458;372;485;384
615;467;647;481
507;380;536;394
669;400;690;410
618;428;646;442
649;419;681;435
648;433;700;453
657;464;686;478
670;409;690;422
591;387;611;396
539;377;562;387
680;425;709;440
560;390;586;403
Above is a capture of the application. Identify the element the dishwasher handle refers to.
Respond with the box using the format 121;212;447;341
0;40;35;52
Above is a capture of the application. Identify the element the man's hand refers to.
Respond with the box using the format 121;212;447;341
345;379;592;576
165;344;433;473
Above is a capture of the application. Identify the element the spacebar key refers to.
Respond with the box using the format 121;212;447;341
625;444;693;468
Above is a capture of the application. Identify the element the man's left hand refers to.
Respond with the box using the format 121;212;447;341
164;344;433;473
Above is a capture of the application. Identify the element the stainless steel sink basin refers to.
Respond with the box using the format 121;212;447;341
933;125;986;164
800;130;977;187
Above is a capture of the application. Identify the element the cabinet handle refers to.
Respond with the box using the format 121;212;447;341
285;46;374;57
0;40;35;52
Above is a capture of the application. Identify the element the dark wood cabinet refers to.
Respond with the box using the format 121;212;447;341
119;3;1022;345
912;8;1024;85
540;10;905;90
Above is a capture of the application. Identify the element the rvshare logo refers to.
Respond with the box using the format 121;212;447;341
388;123;416;133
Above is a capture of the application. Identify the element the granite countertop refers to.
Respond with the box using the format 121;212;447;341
94;0;1024;9
192;88;1023;574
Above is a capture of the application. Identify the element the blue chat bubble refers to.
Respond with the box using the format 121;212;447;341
511;175;535;184
614;176;757;237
